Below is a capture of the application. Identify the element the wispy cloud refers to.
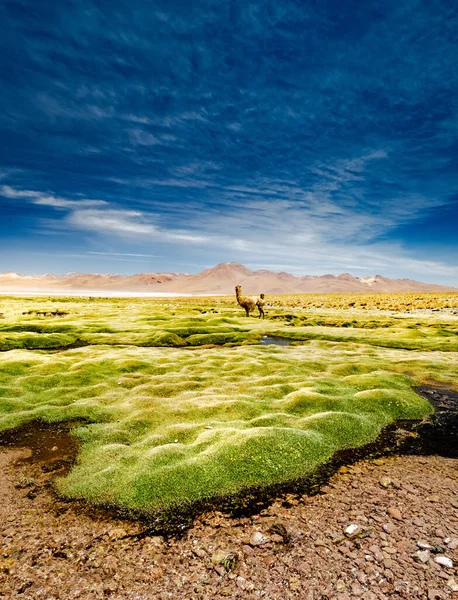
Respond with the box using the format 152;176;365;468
1;186;107;208
88;251;163;258
67;208;157;235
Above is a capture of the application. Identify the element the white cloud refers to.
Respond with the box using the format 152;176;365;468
67;209;158;235
34;197;107;208
128;128;161;146
88;251;162;257
1;185;107;208
1;185;43;199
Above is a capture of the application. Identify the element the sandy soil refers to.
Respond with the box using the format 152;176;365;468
1;447;457;600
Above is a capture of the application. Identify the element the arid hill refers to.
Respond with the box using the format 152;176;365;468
0;263;456;294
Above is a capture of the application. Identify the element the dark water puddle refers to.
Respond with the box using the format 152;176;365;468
0;385;456;537
410;385;458;457
260;335;291;346
0;420;83;475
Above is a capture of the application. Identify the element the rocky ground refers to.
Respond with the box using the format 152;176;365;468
0;448;457;600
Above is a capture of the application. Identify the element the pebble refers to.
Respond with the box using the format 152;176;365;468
382;522;396;534
417;541;433;550
415;550;430;563
447;578;458;592
345;524;359;536
387;507;403;521
379;476;392;488
211;549;238;571
368;544;384;562
434;555;453;569
250;531;268;546
211;549;228;565
335;579;346;592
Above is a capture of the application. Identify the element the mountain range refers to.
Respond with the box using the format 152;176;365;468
0;263;456;295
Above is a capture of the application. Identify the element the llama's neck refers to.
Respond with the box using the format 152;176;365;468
236;289;243;303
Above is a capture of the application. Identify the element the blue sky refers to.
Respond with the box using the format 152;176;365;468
1;0;458;283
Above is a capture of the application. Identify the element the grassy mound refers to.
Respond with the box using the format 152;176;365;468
0;343;443;514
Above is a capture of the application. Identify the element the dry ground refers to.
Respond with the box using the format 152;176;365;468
1;448;457;600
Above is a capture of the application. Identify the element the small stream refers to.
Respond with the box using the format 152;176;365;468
260;335;291;346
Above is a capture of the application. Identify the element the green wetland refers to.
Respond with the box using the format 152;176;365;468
0;293;457;519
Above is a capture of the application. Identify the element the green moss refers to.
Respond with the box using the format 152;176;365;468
0;332;78;351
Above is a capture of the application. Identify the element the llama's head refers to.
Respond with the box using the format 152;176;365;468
235;285;241;294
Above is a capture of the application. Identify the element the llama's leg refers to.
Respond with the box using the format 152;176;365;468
245;307;250;317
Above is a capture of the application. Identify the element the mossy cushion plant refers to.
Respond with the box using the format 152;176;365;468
0;294;456;516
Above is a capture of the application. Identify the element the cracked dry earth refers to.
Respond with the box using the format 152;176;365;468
1;449;457;600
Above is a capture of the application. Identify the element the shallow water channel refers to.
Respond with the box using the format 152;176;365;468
259;335;291;346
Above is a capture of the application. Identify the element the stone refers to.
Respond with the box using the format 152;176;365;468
417;541;433;550
368;544;384;562
447;578;458;592
249;531;268;546
211;549;239;571
236;577;247;590
415;550;430;563
435;528;445;537
289;575;301;591
426;495;441;503
387;507;403;521
148;536;165;547
379;476;392;488
335;579;346;592
345;524;359;536
434;555;453;569
383;522;396;534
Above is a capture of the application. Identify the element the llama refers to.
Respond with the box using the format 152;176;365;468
235;285;265;318
256;293;265;319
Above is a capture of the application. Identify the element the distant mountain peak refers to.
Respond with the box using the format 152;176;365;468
0;264;455;294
